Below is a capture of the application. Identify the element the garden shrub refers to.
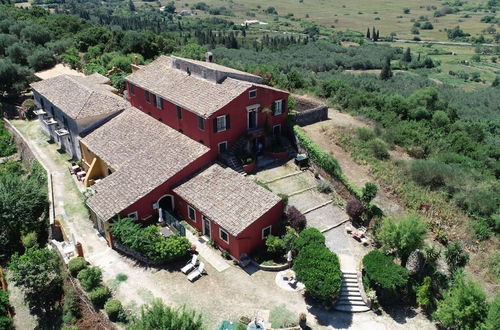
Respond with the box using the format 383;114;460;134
409;160;454;189
444;241;469;273
286;206;307;232
293;243;342;304
294;227;325;252
416;276;433;310
104;299;124;322
346;199;364;220
62;290;79;324
470;218;492;240
77;266;102;292
316;180;332;193
282;227;297;252
89;286;111;309
363;250;409;291
356;127;375;141
110;217;190;262
0;316;13;330
433;273;488;330
68;257;87;277
367;138;389;159
361;182;378;204
21;232;38;249
266;235;285;255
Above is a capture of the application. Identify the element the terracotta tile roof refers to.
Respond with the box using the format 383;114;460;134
30;74;128;120
174;164;282;236
125;56;286;118
83;107;209;221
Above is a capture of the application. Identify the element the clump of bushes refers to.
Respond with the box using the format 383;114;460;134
104;299;125;322
77;266;102;292
0;290;12;330
89;286;111;309
293;228;341;304
110;217;191;262
346;199;364;220
286;206;307;232
62;290;79;324
68;257;87;276
317;180;332;193
363;250;409;291
367;138;389;159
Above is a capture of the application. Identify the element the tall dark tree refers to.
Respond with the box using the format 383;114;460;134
366;27;371;39
128;0;135;11
376;29;380;41
380;57;393;80
403;47;412;62
372;26;376;41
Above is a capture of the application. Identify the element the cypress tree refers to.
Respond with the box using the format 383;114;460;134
403;47;412;62
376;30;380;40
372;26;376;41
380;57;393;80
128;0;135;11
366;27;371;39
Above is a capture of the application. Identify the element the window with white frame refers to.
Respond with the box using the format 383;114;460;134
262;225;272;239
273;100;283;115
155;95;163;110
187;205;196;221
249;89;257;99
216;115;227;132
219;228;229;243
128;211;138;220
198;116;205;130
145;90;151;103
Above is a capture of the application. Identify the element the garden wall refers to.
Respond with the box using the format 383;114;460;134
112;240;164;267
293;105;328;127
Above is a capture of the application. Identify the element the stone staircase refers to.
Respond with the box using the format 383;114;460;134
334;271;370;313
219;136;248;175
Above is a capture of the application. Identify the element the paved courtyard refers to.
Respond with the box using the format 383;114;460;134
11;119;436;329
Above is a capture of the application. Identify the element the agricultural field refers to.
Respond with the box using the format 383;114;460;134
155;0;498;41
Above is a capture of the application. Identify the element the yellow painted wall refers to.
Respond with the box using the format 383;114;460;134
79;142;113;186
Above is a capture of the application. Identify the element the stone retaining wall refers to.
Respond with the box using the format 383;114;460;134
293;105;328;127
112;240;165;266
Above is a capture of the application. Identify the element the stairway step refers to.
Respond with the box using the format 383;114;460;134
340;288;360;294
334;305;370;313
338;296;363;302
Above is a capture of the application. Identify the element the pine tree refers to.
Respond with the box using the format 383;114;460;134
372;27;376;41
376;30;380;41
380;57;393;80
403;47;412;62
366;27;371;39
128;0;135;11
417;52;421;61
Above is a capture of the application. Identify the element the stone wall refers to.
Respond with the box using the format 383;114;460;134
112;240;165;267
293;105;328;127
3;119;36;166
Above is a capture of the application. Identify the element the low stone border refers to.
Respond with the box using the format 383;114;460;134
357;265;372;310
288;186;315;197
263;171;303;184
250;260;290;271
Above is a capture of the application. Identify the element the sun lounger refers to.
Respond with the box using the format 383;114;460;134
187;262;205;282
181;254;198;274
345;222;353;233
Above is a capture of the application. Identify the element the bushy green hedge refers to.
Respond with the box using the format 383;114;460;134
294;227;325;252
111;217;191;262
89;286;111;309
293;243;342;304
362;250;409;291
77;266;102;292
68;257;87;277
104;299;124;322
294;125;362;199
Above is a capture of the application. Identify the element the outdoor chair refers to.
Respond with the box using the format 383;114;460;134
187;262;205;282
345;222;353;234
181;254;198;274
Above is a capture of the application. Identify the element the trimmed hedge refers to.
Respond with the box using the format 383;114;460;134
294;125;362;199
104;299;124;321
294;227;325;252
77;266;102;292
68;257;87;277
362;250;409;290
89;286;111;309
293;244;342;304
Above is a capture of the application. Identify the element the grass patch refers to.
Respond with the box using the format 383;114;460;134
269;304;297;328
116;273;128;282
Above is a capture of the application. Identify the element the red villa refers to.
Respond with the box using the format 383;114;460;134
71;55;290;260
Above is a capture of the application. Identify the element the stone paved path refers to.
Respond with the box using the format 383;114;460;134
186;231;230;272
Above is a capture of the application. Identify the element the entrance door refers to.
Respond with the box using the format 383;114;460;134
158;195;174;212
202;216;211;239
248;109;257;129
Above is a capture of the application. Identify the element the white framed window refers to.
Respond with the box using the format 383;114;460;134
262;225;272;239
128;211;139;220
145;90;151;103
219;228;229;244
155;95;163;110
216;115;227;132
273;100;283;115
249;89;257;99
187;205;196;221
218;141;228;153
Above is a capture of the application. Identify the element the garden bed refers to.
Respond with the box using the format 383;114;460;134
252;252;289;271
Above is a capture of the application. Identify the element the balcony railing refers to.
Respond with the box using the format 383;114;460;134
43;118;57;125
55;128;69;137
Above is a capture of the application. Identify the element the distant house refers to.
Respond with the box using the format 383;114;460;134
31;73;128;160
125;55;289;160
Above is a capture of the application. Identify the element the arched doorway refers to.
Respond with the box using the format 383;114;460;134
158;194;174;212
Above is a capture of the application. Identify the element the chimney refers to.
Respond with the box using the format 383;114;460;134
131;56;140;73
205;52;214;63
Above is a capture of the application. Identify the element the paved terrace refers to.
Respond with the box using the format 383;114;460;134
11;119;436;329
